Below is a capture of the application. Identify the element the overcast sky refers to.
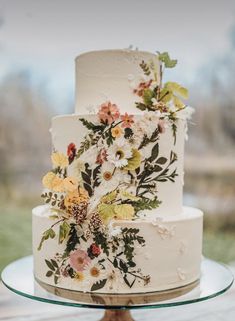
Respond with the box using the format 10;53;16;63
0;0;235;110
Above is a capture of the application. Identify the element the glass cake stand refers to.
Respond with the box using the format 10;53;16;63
1;256;234;321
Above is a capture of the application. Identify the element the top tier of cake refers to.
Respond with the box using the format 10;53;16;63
75;50;159;114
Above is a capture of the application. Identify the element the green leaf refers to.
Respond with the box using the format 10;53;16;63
79;118;106;132
59;221;70;244
133;197;161;212
165;82;188;99
140;60;151;76
119;260;128;273
158;52;177;68
100;190;117;204
143;89;154;106
49;229;56;238
119;190;140;202
37;228;55;251
83;182;93;197
150;143;159;161
45;259;55;271
46;270;53;277
156;157;167;165
114;204;135;220
124;149;141;171
51;259;58;268
173;96;185;109
124;128;133;139
91;279;107;291
159;87;172;103
135;102;147;111
49;215;59;220
77;139;91;158
98;203;116;224
81;171;91;185
54;275;59;284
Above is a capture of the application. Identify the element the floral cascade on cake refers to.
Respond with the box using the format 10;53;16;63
33;50;203;294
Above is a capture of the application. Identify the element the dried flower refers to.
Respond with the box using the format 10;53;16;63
111;126;123;138
42;172;64;192
133;80;152;97
120;113;134;128
63;176;79;192
67;143;76;164
69;202;88;224
88;243;101;259
96;148;107;164
89;212;103;232
51;152;69;169
98;101;120;124
69;249;91;272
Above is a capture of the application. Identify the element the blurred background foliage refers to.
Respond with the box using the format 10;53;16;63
0;2;235;272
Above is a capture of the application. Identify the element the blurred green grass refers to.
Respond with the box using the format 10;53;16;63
0;200;235;273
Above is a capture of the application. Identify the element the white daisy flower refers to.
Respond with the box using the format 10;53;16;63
107;138;133;168
87;262;107;282
97;162;116;184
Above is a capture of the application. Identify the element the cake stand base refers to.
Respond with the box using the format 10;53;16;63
1;257;234;321
100;310;134;321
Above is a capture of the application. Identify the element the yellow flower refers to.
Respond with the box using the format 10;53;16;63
42;172;64;192
111;126;123;138
63;176;79;192
64;188;89;209
74;271;85;282
51;152;68;169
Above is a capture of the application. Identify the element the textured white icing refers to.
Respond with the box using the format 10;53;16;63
51;114;185;216
33;205;203;294
75;50;160;114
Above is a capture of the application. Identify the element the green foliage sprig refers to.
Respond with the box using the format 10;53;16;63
158;52;177;68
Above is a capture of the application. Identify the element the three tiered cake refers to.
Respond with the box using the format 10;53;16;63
33;50;203;294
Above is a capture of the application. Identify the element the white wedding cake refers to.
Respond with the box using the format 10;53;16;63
32;50;203;294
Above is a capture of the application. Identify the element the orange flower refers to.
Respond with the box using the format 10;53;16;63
64;188;89;209
120;113;134;128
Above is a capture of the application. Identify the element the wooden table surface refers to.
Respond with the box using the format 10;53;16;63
0;265;234;321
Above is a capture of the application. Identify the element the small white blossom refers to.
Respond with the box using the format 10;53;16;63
107;138;132;168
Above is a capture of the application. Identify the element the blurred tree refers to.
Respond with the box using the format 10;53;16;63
0;70;52;199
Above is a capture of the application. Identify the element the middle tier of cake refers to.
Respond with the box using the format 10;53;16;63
51;114;185;216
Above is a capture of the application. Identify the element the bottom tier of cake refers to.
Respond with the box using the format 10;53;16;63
32;205;203;294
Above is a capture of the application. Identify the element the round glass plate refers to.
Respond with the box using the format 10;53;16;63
1;256;233;311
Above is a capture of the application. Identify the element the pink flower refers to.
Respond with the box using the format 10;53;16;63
69;249;91;272
121;113;134;128
98;101;120;124
96;148;107;164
